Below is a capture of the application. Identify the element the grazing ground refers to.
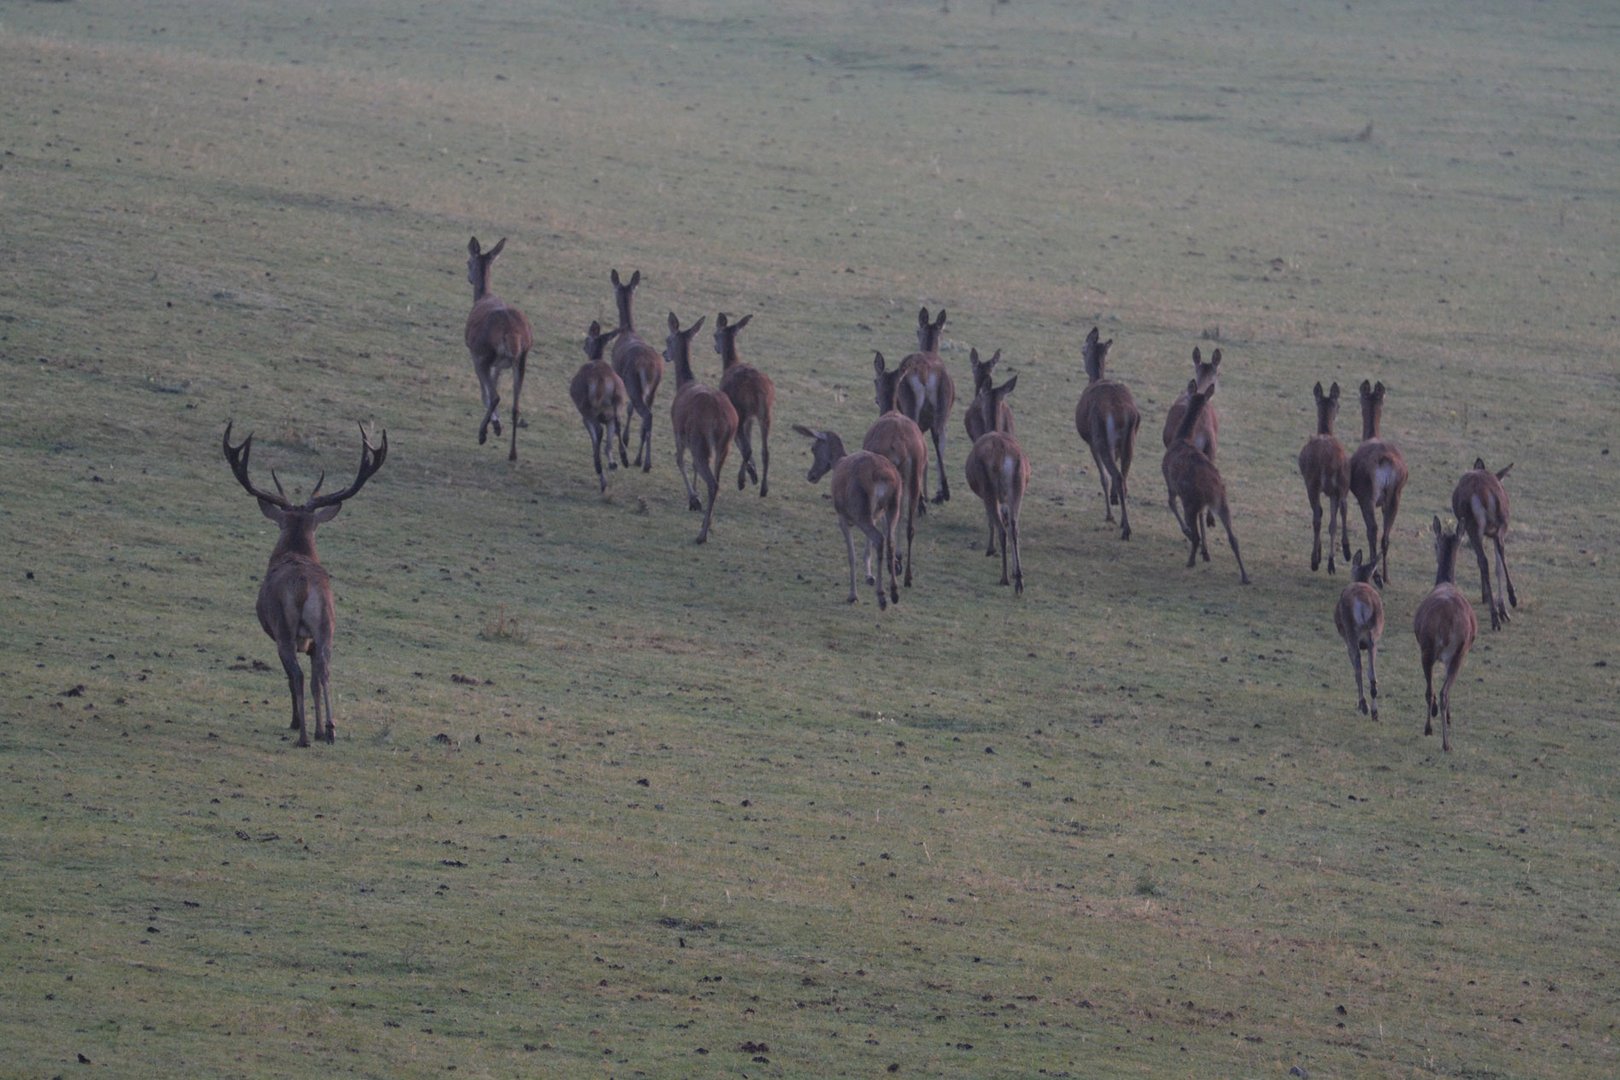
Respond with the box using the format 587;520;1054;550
2;1;1617;1076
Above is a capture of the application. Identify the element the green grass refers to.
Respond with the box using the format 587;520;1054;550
2;1;1617;1076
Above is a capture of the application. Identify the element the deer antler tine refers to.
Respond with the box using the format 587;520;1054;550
308;470;327;500
271;468;287;497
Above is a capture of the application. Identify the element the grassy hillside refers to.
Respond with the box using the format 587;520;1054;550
2;1;1616;1076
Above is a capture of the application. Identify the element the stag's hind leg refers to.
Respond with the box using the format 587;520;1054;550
507;351;527;461
276;641;310;747
311;642;335;744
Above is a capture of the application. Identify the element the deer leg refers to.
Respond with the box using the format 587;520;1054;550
1085;442;1114;521
606;415;621;472
1420;649;1437;737
1110;454;1131;541
839;519;859;604
1356;495;1381;585
757;421;770;498
1438;655;1462;753
982;498;999;557
311;642;334;744
931;427;950;504
1308;486;1325;572
856;521;885;608
277;641;309;747
1462;516;1498;629
1495;532;1518;614
1365;637;1379;721
1008;506;1024;595
588;419;607;493
997;506;1011;587
675;442;701;512
477;375;501;446
507;351;527;461
1379;488;1402;584
884;506;900;604
1346;637;1367;715
901;489;916;587
1220;504;1250;585
1336;494;1353;565
693;450;720;544
735;422;756;491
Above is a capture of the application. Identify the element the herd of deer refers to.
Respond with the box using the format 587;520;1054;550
221;236;1519;752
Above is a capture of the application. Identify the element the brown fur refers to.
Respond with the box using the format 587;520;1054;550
1298;380;1353;573
1162;386;1250;584
465;237;534;461
863;371;929;588
713;312;777;497
964;431;1031;594
1073;327;1141;540
571;321;629;493
964;348;1015;441
1348;379;1409;585
1334;550;1385;720
888;307;956;504
609;269;666;471
795;426;902;609
1161;346;1221;457
1451;458;1518;631
1413;516;1478;752
222;422;387;747
666;313;739;544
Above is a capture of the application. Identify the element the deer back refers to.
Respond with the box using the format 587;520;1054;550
1451;459;1511;537
832;450;903;526
862;412;927;506
1335;553;1385;643
966;431;1030;505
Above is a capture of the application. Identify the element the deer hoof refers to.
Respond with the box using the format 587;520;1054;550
688;497;703;511
478;429;488;445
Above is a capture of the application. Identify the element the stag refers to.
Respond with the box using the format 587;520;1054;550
1334;550;1385;720
571;321;629;493
1073;326;1140;540
1161;385;1250;583
963;348;1015;441
1413;516;1478;752
1298;381;1353;573
887;306;956;504
868;353;929;587
222;421;387;746
464;237;533;461
609;269;665;471
965;431;1031;594
795;425;902;609
713;312;776;497
665;313;738;544
1348;379;1408;586
1452;457;1518;630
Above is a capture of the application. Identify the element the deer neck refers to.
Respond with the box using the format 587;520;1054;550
670;347;696;390
1361;405;1381;441
471;267;493;304
615;295;636;337
718;340;741;371
1433;538;1460;586
1316;408;1335;436
271;520;319;564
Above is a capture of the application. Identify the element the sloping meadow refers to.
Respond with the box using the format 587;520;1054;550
2;1;1615;1076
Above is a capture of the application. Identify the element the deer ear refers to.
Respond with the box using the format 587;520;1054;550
312;503;343;525
1085;326;1099;345
918;307;929;327
487;238;506;259
630;270;640;287
792;424;818;439
468;237;481;256
668;312;680;331
715;312;729;329
935;308;947;328
1360;379;1373;395
1496;463;1513;480
1192;347;1202;365
689;315;706;335
1313;381;1324;400
873;351;887;374
1000;374;1018;396
1209;349;1222;369
1472;456;1487;471
1432;514;1443;537
733;314;752;332
611;268;622;286
1329;382;1340;401
257;498;286;525
1373;380;1385;397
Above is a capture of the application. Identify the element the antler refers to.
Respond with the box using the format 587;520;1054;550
222;421;293;508
307;423;388;510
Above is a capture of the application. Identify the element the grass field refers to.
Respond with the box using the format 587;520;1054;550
2;1;1617;1076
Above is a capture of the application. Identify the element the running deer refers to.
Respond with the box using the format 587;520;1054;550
1348;379;1408;586
222;421;387;746
1451;457;1518;630
887;306;956;504
609;269;665;471
1073;326;1141;540
963;348;1015;441
1334;550;1385;720
571;321;629;493
1161;385;1250;583
713;312;776;497
868;353;929;587
794;425;902;609
965;431;1031;594
1298;381;1353;573
665;313;738;544
465;237;533;461
1413;516;1478;752
1161;346;1221;458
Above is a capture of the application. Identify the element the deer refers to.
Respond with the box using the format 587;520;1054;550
1334;549;1385;721
1298;381;1353;573
1413;516;1479;752
571;321;629;494
867;354;930;587
1451;457;1518;630
963;347;1015;441
965;431;1031;595
886;306;956;504
1073;326;1141;540
1161;346;1221;458
609;269;665;472
465;237;533;461
1348;379;1409;586
1161;384;1250;584
794;425;902;609
222;421;387;747
713;312;776;497
665;312;739;544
